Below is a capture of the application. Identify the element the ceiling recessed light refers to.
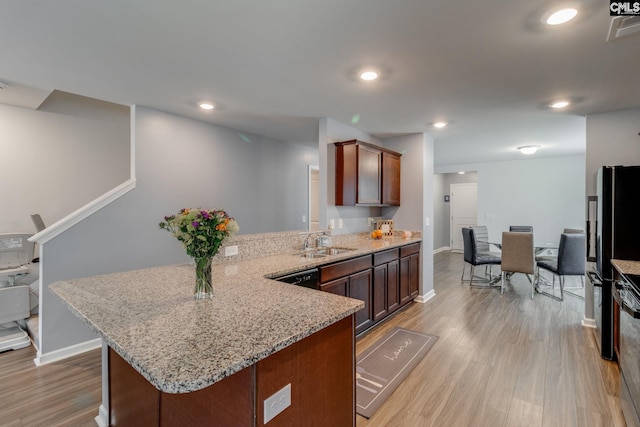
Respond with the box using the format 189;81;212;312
458;171;465;175
546;8;578;25
517;145;540;155
360;70;379;81
550;100;570;109
199;102;215;110
433;121;448;129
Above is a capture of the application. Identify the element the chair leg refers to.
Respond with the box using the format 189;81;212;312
581;275;584;288
560;276;564;301
470;265;475;286
531;271;535;299
461;263;466;283
501;271;505;294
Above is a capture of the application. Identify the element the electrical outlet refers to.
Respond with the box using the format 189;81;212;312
224;245;238;256
338;218;343;229
302;214;307;223
264;383;291;424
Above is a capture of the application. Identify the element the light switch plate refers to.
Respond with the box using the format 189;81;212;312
338;218;343;229
264;383;291;424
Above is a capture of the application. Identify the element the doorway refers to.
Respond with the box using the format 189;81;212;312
449;182;478;251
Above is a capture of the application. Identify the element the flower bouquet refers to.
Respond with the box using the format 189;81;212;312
159;208;239;299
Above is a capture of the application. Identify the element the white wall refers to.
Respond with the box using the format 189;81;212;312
0;91;130;232
436;155;585;244
37;106;319;358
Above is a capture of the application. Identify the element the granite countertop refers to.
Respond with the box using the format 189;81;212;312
611;259;640;276
50;234;421;394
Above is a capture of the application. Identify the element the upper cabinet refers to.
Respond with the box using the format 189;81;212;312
335;140;401;206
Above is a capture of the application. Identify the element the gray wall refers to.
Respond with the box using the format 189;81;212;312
320;118;383;234
584;107;640;321
39;106;319;356
0;91;130;232
383;133;435;297
585;107;640;195
436;155;585;245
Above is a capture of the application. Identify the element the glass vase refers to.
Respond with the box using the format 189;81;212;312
193;257;213;299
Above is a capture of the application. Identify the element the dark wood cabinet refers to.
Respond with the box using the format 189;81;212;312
349;269;374;334
320;278;348;297
335;140;401;206
320;255;373;335
382;151;401;205
108;317;356;427
373;248;401;323
319;243;419;335
400;243;421;304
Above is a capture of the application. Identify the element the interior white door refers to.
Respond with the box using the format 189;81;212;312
450;183;478;251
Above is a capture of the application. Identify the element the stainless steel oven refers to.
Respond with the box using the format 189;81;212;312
614;273;640;427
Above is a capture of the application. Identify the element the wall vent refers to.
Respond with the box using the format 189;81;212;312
607;16;640;42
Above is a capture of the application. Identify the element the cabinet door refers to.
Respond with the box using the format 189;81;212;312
373;265;388;322
399;257;412;305
349;269;373;334
387;260;400;313
382;152;401;205
357;145;381;204
409;253;420;298
320;278;348;297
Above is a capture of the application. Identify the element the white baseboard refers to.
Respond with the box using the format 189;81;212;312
581;317;596;328
95;404;109;427
34;338;102;366
414;290;436;303
433;246;451;254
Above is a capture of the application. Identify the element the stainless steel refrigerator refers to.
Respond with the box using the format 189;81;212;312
593;165;640;360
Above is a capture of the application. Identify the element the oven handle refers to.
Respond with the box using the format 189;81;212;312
613;285;640;319
587;271;602;287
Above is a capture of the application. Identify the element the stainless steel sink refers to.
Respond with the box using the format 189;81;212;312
299;252;328;258
314;247;356;255
298;247;356;258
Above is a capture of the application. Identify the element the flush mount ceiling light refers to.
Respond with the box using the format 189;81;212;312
433;121;448;129
199;102;215;110
550;100;570;109
517;145;540;155
546;8;578;25
359;70;379;81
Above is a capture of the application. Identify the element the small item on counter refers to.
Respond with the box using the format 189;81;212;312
376;220;394;236
402;231;412;239
371;229;384;240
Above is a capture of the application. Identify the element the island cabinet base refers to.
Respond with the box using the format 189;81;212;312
108;315;355;427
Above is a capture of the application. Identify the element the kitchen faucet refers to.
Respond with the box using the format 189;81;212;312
302;231;329;250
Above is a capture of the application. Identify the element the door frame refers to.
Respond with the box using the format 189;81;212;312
449;182;478;252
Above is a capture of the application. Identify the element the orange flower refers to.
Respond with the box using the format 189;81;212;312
216;223;226;231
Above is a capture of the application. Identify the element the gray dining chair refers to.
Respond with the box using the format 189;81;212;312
500;232;535;298
461;227;501;287
509;225;533;233
563;228;583;234
536;233;586;301
471;225;491;254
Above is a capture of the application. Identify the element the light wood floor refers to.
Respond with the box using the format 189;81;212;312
356;251;625;427
0;251;625;426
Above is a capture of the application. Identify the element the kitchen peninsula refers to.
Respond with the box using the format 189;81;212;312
50;232;422;426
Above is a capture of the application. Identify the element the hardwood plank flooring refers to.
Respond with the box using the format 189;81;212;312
0;346;101;426
0;251;624;426
356;251;625;427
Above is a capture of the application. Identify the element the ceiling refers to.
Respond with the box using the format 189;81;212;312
1;0;639;166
